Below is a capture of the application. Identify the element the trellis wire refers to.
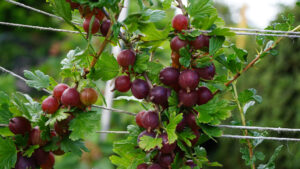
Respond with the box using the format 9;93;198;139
2;21;300;38
221;134;300;142
0;22;102;36
214;124;300;132
3;65;300;134
95;131;300;142
0;66;51;94
5;0;300;37
5;0;81;26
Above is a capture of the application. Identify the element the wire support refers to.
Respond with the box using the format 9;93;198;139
215;125;300;133
221;134;300;142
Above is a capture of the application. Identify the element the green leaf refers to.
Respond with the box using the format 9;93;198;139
24;70;50;90
69;111;100;140
209;36;225;56
90;52;119;81
140;23;170;42
232;45;248;62
60;138;89;156
178;128;196;147
23;145;39;158
0;104;13;124
179;47;191;68
162;0;172;9
45;109;69;126
146;62;164;83
133;53;150;73
61;47;85;70
110;126;146;169
0;91;10;105
194;97;233;125
0;137;17;169
257;145;283;169
187;0;220;29
138;136;162;151
209;28;235;36
165;112;183;144
239;88;262;104
51;0;72;21
199;124;222;137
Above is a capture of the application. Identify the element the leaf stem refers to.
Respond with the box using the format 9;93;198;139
232;82;255;169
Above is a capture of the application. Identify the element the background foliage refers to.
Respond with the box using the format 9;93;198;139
1;0;300;168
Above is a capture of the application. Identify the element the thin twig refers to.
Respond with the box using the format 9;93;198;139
0;66;51;94
232;83;255;169
0;124;8;127
214;25;300;95
176;0;186;15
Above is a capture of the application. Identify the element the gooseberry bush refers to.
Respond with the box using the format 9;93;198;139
0;0;297;168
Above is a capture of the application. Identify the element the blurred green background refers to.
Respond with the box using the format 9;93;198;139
1;0;300;169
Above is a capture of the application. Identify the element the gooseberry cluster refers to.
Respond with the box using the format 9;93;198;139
66;0;111;35
9;83;98;169
111;14;215;168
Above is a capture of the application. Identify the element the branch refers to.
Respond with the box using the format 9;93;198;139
176;0;187;15
214;25;300;95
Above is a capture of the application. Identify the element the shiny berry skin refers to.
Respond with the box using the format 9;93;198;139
136;111;146;128
80;88;98;106
117;50;136;68
197;87;213;105
100;20;111;36
190;35;210;50
178;90;198;107
15;154;36;169
61;88;81;107
149;86;168;106
160;133;176;154
54;114;75;136
172;14;188;31
142;111;159;131
33;148;50;165
159;67;180;86
191;129;200;146
170;36;188;52
42;96;59;114
158;154;174;168
9;117;31;135
194;63;216;80
178;70;200;92
30;127;47;146
66;0;80;9
137;130;156;143
115;75;131;92
148;163;163;169
40;152;55;169
137;163;148;169
94;8;105;21
53;83;69;101
131;79;150;99
185;112;199;130
83;17;100;34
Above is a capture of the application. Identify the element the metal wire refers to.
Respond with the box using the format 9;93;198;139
5;0;300;37
0;21;103;36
